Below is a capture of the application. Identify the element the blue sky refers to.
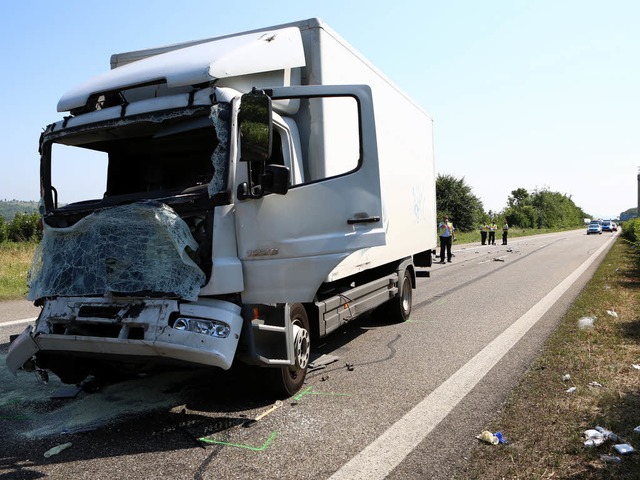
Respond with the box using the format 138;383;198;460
1;0;638;219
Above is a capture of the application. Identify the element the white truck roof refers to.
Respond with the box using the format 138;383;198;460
57;26;305;112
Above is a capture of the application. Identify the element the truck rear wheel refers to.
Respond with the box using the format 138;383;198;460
268;303;310;397
382;267;412;322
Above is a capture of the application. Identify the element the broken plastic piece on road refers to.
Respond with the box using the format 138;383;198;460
578;316;596;329
44;442;72;458
606;310;618;317
476;430;499;445
614;443;635;455
566;387;577;393
308;354;339;371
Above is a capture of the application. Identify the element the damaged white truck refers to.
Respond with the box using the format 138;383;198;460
7;18;437;396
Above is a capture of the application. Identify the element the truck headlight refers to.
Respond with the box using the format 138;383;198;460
172;317;231;338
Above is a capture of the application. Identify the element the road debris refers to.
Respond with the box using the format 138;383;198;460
44;442;72;458
606;310;618;318
600;454;622;463
588;381;603;388
562;374;571;382
614;443;635;455
308;354;339;371
476;430;499;445
566;387;577;393
578;316;596;329
243;400;283;428
583;429;605;447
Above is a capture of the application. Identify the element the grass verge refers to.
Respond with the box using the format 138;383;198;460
0;242;36;301
462;237;640;479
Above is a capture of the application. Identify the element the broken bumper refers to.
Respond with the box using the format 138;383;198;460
6;297;244;375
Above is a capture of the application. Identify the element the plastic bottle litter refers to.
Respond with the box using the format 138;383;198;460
476;430;499;445
44;442;72;458
493;431;509;444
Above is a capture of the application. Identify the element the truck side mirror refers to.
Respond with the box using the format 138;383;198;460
238;91;272;162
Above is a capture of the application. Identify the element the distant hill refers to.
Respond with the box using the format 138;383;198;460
0;200;39;221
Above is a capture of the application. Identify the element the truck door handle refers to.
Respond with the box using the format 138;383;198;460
347;216;381;225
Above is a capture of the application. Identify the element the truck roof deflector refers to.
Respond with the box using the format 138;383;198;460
57;27;306;112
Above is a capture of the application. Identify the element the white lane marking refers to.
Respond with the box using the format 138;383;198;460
1;317;37;328
330;234;616;480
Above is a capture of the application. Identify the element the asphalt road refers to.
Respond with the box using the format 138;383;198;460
0;229;617;479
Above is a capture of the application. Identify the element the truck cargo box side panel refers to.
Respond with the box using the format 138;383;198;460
308;25;437;280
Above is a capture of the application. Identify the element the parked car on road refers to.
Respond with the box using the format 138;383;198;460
587;222;602;235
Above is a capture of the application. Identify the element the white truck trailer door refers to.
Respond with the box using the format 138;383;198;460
234;85;385;304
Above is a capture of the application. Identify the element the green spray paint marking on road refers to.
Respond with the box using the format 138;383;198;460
293;386;351;402
198;431;277;451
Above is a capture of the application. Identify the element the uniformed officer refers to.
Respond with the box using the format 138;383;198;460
488;221;497;245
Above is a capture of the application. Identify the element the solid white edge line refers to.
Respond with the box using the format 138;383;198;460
330;233;617;480
1;317;38;328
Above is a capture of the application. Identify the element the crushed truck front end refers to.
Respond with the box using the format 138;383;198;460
6;86;247;381
7;297;243;382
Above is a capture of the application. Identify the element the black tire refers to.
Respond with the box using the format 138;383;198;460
267;303;310;397
382;268;413;322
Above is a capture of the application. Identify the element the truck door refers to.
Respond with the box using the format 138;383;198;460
234;85;385;304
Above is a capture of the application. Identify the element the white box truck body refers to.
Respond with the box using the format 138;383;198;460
7;18;437;395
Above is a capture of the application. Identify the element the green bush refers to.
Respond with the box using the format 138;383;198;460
8;212;42;242
0;216;7;243
622;218;640;244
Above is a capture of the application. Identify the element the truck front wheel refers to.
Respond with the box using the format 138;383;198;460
269;303;310;397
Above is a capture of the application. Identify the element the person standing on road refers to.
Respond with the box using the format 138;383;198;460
438;216;455;263
488;221;497;245
502;221;509;245
480;222;488;245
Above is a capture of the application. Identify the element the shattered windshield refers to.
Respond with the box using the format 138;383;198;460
42;104;230;209
30;103;232;301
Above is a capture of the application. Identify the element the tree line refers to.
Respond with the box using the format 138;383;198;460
436;174;590;232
